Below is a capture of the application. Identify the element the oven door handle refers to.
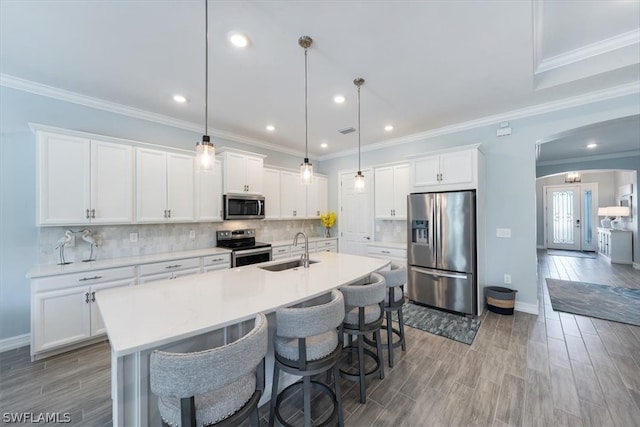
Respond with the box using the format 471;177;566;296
234;247;272;256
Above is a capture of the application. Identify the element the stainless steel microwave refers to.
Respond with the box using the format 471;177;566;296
223;194;265;220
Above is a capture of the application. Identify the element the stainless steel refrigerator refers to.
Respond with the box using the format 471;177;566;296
407;191;477;315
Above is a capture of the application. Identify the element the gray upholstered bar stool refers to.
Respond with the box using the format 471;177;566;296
269;290;345;427
150;313;268;427
378;262;408;367
339;272;386;404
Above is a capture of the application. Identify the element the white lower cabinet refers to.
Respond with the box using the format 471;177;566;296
31;267;135;358
272;245;291;260
202;254;231;272
597;228;632;264
366;244;407;264
138;257;201;283
315;239;338;253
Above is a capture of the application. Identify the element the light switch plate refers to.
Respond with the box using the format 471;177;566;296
496;228;511;238
189;230;196;240
130;233;138;243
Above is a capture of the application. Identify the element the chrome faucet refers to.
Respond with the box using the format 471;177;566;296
293;231;310;268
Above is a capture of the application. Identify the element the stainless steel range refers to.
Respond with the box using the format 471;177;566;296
216;229;272;267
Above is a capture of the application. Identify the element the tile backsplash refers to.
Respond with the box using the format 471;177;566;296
39;220;324;265
375;220;407;243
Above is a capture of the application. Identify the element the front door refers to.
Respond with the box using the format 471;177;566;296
339;169;373;255
546;185;581;251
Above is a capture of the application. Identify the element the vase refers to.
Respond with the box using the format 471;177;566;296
324;228;331;238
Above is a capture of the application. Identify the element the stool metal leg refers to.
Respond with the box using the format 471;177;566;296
386;310;394;367
303;375;312;427
375;329;385;379
268;364;280;427
398;308;407;351
358;335;366;404
333;363;344;427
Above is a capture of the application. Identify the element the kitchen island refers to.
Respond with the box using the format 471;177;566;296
96;251;389;426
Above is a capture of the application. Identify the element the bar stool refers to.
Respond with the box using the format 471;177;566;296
269;290;345;427
339;272;386;404
150;313;268;427
377;262;408;367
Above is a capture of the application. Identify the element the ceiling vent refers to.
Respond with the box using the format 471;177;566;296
338;127;356;135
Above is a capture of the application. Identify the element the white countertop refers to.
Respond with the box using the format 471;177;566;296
26;248;231;279
269;236;338;247
96;251;388;357
368;241;407;249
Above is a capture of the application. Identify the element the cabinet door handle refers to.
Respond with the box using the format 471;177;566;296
167;209;171;218
79;275;102;282
86;209;91;219
91;209;96;219
163;210;167;218
165;264;182;269
85;292;90;303
91;291;96;302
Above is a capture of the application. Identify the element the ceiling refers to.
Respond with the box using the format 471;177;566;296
1;1;639;159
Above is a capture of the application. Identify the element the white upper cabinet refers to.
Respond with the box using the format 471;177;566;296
37;132;132;225
411;147;478;192
196;160;223;221
136;148;194;223
374;164;409;219
221;151;264;195
263;168;281;219
306;175;328;218
280;170;306;219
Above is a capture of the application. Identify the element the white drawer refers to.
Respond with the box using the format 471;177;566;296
33;266;136;293
202;254;230;269
316;240;338;250
139;257;201;277
367;246;407;260
291;242;312;255
272;246;291;257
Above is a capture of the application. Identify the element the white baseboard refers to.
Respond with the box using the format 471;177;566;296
0;333;30;353
536;245;545;250
515;301;539;315
633;262;640;270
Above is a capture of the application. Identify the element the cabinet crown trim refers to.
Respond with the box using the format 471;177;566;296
217;146;267;159
404;143;482;159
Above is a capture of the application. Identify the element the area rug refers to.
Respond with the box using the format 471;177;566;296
546;279;640;327
393;303;481;345
547;249;597;259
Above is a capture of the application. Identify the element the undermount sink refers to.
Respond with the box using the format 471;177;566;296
259;259;319;272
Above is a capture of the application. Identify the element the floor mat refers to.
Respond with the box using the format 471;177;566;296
394;303;481;345
546;278;640;326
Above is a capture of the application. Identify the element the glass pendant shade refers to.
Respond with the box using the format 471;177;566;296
354;171;365;192
300;158;313;184
196;136;215;174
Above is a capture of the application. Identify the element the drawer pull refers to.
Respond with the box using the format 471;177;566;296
91;291;96;302
381;250;391;254
165;264;182;269
79;275;102;282
85;292;90;303
209;258;224;262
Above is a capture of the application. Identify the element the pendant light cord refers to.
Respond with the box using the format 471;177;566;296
304;46;308;159
357;83;361;171
204;0;209;135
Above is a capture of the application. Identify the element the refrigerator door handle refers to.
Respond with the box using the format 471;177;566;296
410;266;468;280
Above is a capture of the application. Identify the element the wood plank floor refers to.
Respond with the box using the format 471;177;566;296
1;251;639;426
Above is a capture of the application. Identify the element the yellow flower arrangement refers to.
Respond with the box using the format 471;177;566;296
320;211;337;229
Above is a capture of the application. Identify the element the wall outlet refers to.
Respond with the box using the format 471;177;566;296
130;232;138;243
496;228;511;238
504;274;512;284
189;230;196;240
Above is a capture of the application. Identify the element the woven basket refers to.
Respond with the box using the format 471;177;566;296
485;286;517;315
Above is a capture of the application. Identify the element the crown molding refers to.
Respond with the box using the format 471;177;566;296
2;73;637;163
536;29;640;74
319;81;640;161
536;149;640;166
0;73;308;159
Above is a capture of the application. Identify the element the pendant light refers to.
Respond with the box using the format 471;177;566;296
354;78;365;192
196;0;215;174
299;36;313;185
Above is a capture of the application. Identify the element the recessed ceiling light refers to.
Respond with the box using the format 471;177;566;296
320;142;328;148
228;32;250;48
384;125;394;132
586;143;597;149
173;95;187;103
265;124;275;132
334;95;345;104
